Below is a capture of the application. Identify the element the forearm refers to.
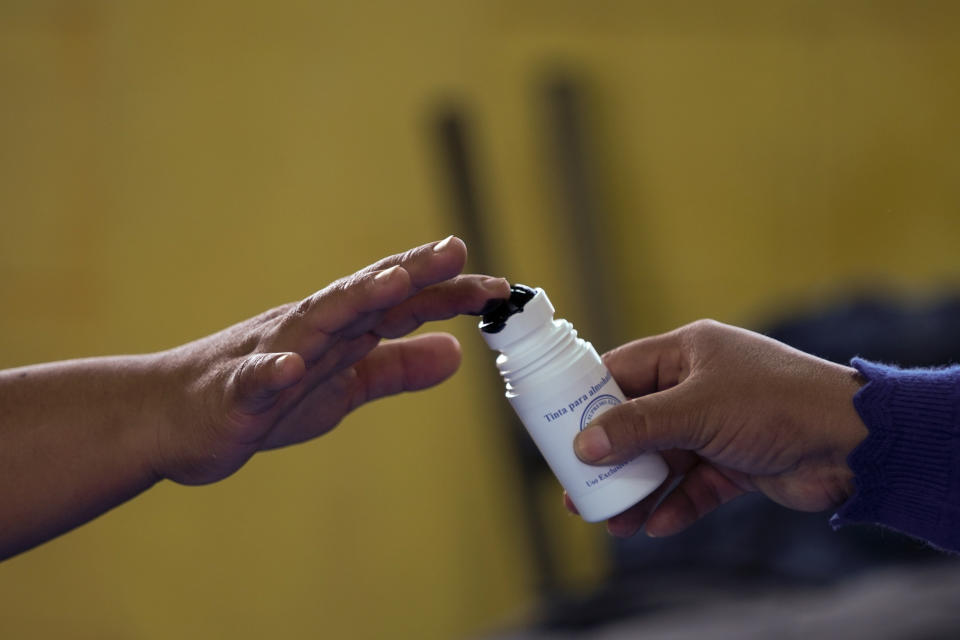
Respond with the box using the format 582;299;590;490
0;354;167;559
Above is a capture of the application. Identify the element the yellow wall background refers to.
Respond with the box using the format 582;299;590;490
2;2;960;638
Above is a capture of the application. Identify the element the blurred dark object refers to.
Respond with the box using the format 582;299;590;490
764;294;960;367
491;564;960;639
432;106;561;595
541;75;621;351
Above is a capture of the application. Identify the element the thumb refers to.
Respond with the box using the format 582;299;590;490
230;352;306;416
573;384;708;465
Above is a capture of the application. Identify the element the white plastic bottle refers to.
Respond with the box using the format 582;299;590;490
479;285;668;522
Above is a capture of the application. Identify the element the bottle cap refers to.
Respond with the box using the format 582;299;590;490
479;284;555;352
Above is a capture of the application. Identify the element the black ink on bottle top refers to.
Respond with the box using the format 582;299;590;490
479;284;537;334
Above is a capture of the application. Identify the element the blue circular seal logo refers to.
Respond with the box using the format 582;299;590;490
579;394;621;431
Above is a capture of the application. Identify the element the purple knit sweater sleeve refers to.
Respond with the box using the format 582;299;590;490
830;358;960;552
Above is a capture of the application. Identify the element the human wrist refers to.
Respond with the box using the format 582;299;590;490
823;362;869;503
782;356;868;507
136;348;194;484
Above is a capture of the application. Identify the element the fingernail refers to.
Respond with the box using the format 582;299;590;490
433;235;455;252
645;529;659;538
274;354;292;371
374;265;400;282
574;425;611;462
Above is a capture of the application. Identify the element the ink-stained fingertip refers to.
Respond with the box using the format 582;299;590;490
468;297;509;317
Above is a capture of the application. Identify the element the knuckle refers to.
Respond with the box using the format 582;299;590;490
686;318;721;336
624;408;651;451
293;294;316;318
238;353;268;381
329;277;354;297
680;318;724;350
295;277;354;318
385;248;418;270
227;356;254;399
605;403;648;453
249;302;294;326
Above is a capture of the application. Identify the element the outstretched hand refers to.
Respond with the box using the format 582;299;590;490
567;320;867;538
0;235;507;559
156;236;508;485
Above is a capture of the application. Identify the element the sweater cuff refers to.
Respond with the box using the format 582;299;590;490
830;358;960;552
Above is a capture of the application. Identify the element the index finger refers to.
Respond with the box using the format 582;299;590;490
295;235;468;336
602;329;687;398
355;235;467;290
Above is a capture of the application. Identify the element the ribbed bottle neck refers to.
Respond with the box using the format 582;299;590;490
495;318;594;396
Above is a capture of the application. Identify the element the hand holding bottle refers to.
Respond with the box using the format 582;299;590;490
570;320;868;538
